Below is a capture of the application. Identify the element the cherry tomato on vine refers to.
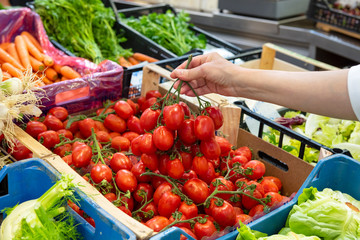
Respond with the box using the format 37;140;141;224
209;177;235;201
114;100;134;120
96;108;114;116
236;214;251;224
63;120;79;134
43;114;64;131
244;160;266;180
71;144;92;168
194;115;215;140
141;97;159;112
178;201;198;219
53;143;72;158
248;204;264;217
202;106;223;130
153;182;172;206
133;183;154;203
91;163;112;184
265;192;283;207
140;108;160;132
111;136;130;152
110;152;133;172
145;216;170;232
166;158;184;179
241;189;263;210
127;116;144;134
235;146;252;162
139;202;158;221
163;104;185;130
38;130;60;149
198;162;216;185
261;179;279;194
146;90;162;100
152;126;174;151
8;141;32;160
209;200;236;227
158;191;181;218
122;131;140;143
215;136;232;157
140;133;157;154
78;118;96;138
115;169;137;192
179;151;193;171
178;119;197;146
178;101;191;117
131;161;152;183
95;131;111;143
194;218;217;240
169;214;190;229
57;129;74;140
179;227;197;240
104;192;117;202
141;153;159;171
48;106;68;121
263;176;282;191
183;178;209;204
104;114;126;133
200;138;221;159
26;121;47;138
191;155;208;177
158;154;169;175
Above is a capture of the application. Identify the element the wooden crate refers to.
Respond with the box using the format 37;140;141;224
12;42;333;239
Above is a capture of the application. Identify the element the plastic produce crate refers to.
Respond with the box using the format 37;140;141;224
307;0;360;34
234;101;351;160
216;153;360;239
114;3;244;57
0;158;136;240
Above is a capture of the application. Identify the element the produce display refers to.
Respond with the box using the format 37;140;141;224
0;175;82;239
6;66;293;239
0;31;81;85
332;0;360;15
120;10;207;56
263;111;360;163
236;187;360;239
33;0;158;67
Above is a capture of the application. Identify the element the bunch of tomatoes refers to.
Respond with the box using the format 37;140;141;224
9;88;289;240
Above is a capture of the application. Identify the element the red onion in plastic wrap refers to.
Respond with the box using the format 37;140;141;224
0;8;124;114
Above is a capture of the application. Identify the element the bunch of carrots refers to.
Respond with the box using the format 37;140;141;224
118;52;159;68
0;31;81;85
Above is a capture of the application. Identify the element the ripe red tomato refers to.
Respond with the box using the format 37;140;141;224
145;90;162;100
122;131;140;143
191;155;208;177
94;121;109;133
43;114;64;131
200;138;221;159
248;204;265;217
141;97;158;112
152;126;174;151
163;104;185;130
169;214;190;229
111;136;130;152
110;152;133;172
198;162;216;185
215;136;232;157
133;183;154;203
118;206;132;216
194;219;217;240
153;182;172;205
140;108;160;132
194;115;215;140
178;201;198;219
179;227;197;240
157;191;181;218
230;155;249;168
94;131;110;143
235;146;252;162
78;118;96;138
166;158;184;179
158;154;169;175
141;153;159;171
131;161;152;183
137;96;146;108
145;216;171;232
90;163;112;184
244;160;266;180
118;194;134;211
182;170;198;180
209;177;235;201
209;200;236;227
139;202;158;221
104;192;117;202
127;116;144;134
38;130;60;149
263;176;282;191
140;133;157;154
202;106;223;130
96;108;114;116
261;179;279;194
114;100;134;120
63;120;79;134
130;135;143;156
71;144;92;168
242;189;263;210
179;151;193;171
178;119;197;146
48;106;68;121
264;192;283;207
104;114;126;133
236;214;251;224
8;141;32;160
53;143;72;158
178;101;191;117
126;99;140;115
62;155;72;165
245;180;265;196
183;178;209;204
115;169;137;192
57;129;74;140
26;121;47;138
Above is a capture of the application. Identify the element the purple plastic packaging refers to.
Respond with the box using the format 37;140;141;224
0;8;124;114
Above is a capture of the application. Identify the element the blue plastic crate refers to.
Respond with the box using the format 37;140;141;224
216;153;360;239
0;158;136;240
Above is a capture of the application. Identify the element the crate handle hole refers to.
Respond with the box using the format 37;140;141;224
258;151;289;172
0;175;8;197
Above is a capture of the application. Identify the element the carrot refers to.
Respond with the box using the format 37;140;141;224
118;56;132;68
127;56;140;65
0;47;25;70
132;52;158;63
21;31;43;53
6;43;21;64
0;43;11;51
60;66;81;79
29;56;45;72
53;63;62;73
23;35;44;62
2;71;12;81
15;35;31;70
41;75;53;85
44;67;58;81
43;55;54;67
2;63;24;78
61;76;69;81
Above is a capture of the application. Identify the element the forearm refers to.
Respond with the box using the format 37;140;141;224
233;67;357;120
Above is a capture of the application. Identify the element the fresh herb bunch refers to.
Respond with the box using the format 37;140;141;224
120;10;206;56
34;0;132;64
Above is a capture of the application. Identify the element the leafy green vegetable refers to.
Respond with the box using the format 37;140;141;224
34;0;132;64
286;187;360;239
0;175;82;240
120;10;206;56
236;222;268;240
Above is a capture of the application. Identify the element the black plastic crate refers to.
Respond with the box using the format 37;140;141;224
307;0;360;34
115;3;245;57
234;101;352;160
